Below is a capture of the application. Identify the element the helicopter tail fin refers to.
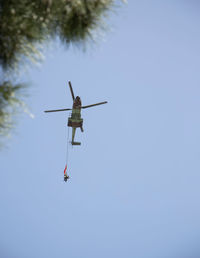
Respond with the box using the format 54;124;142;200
71;141;81;146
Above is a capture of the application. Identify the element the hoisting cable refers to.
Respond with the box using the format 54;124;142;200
64;124;70;181
66;124;70;164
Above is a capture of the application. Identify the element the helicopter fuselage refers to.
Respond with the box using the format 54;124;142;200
68;108;83;128
67;96;83;129
67;96;83;145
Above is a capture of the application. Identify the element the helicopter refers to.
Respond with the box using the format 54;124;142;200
44;81;107;145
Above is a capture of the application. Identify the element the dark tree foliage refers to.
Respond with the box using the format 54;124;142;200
0;81;24;137
0;0;121;139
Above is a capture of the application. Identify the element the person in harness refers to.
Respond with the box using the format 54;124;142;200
64;164;70;182
64;173;70;182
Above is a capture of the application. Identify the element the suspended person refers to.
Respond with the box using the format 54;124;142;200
64;165;70;182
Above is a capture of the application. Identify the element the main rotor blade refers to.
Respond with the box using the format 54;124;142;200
68;81;75;101
81;101;108;109
44;108;72;113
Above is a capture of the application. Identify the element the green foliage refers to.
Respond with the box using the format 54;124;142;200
0;81;24;136
0;0;116;69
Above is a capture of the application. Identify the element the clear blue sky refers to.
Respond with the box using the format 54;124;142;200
1;1;200;257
